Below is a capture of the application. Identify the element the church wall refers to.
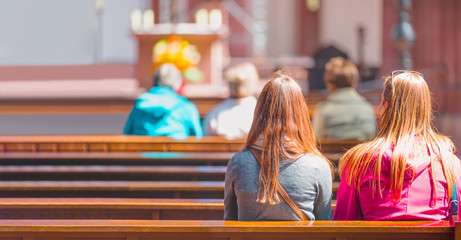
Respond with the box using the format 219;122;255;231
319;0;383;67
0;0;98;65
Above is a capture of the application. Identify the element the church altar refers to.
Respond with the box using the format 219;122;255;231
133;23;229;97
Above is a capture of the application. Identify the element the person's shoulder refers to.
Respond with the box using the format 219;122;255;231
315;96;328;107
231;149;253;163
227;149;255;173
314;99;329;114
136;91;154;100
132;92;157;108
173;95;199;112
294;154;332;180
352;90;374;105
206;99;231;115
298;153;330;169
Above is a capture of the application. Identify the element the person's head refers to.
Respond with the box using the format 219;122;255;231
323;57;359;91
246;70;331;204
378;71;432;137
225;62;259;98
153;64;183;91
340;70;457;203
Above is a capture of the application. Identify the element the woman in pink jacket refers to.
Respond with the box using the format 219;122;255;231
334;70;461;221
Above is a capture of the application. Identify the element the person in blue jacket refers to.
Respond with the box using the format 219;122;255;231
124;64;202;139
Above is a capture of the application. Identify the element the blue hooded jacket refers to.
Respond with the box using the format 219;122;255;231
124;86;202;139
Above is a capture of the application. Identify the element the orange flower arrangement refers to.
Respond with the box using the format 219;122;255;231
152;36;203;83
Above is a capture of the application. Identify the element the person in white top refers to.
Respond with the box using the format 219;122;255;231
202;62;259;139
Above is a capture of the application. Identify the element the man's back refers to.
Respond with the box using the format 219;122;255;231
202;96;256;139
124;86;202;139
313;88;376;141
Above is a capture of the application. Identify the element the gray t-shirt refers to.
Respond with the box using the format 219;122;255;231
224;149;332;221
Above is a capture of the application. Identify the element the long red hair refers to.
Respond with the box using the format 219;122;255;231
339;72;457;202
245;71;332;204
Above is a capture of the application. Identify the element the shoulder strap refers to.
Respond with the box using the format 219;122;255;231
448;158;458;216
250;148;308;221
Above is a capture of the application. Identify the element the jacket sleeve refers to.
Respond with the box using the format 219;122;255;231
333;171;363;220
314;162;333;220
224;156;238;220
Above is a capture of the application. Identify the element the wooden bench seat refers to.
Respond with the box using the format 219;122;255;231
0;198;337;220
0;165;227;181
0;220;455;240
0;181;340;198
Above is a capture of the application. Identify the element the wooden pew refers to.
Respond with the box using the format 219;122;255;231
0;152;233;166
0;135;361;154
0;91;380;117
0;165;227;181
0;135;246;152
0;151;345;165
0;220;454;240
0;198;337;220
0;198;224;220
0;96;224;118
0;180;226;198
0;181;340;198
318;138;362;156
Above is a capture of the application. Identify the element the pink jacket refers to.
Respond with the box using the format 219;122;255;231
333;146;461;221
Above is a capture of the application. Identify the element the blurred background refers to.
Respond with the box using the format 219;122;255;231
0;0;459;149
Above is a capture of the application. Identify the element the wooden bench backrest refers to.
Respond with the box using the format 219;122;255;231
0;135;361;154
0;198;224;220
0;220;455;240
0;165;227;181
0;180;340;199
0;152;233;165
0;180;228;199
0;135;245;152
0;198;337;220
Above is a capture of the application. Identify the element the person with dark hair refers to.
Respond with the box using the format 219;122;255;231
123;64;202;139
224;71;333;221
312;57;376;141
334;71;461;220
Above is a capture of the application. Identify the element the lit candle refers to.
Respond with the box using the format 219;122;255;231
306;0;320;12
131;9;142;32
195;9;209;25
95;0;104;13
143;9;154;31
209;9;222;31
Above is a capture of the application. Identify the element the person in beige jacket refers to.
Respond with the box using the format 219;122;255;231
312;57;376;141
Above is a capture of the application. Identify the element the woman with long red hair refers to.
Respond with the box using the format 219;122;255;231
224;71;333;221
334;71;461;220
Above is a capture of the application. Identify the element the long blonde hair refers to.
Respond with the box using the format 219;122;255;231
339;72;456;202
246;71;332;204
